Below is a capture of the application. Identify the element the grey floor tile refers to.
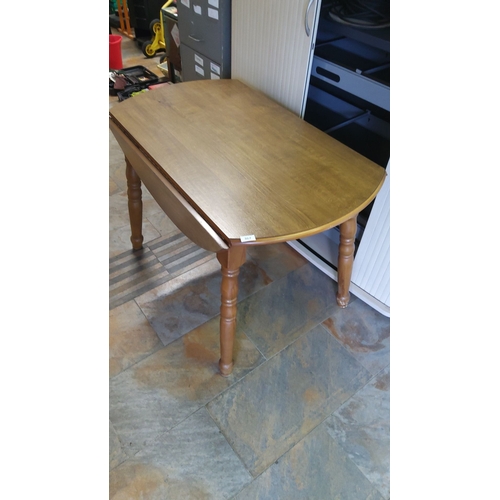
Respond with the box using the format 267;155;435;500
109;420;129;471
131;408;253;499
145;210;180;238
109;191;137;230
236;263;341;359
136;253;279;346
322;296;390;375
110;460;170;500
110;191;166;237
109;219;161;258
110;176;120;196
246;243;308;282
325;366;390;499
134;257;221;345
110;316;264;455
207;324;372;477
110;233;218;310
109;132;127;193
109;299;163;378
136;279;218;345
233;423;383;500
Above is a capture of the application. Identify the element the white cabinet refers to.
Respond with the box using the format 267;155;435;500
232;0;390;316
231;0;321;115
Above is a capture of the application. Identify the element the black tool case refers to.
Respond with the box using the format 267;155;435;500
109;65;159;99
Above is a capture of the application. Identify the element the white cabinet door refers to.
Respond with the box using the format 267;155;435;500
351;161;390;316
231;0;321;116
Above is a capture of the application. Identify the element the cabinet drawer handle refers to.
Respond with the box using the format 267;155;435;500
316;66;340;83
305;0;315;37
188;35;203;42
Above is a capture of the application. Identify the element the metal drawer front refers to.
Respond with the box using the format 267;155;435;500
180;44;225;81
177;0;230;65
311;57;390;112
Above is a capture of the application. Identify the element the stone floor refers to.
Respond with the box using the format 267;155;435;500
109;29;390;499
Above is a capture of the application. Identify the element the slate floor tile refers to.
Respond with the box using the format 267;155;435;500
109;300;163;378
109;190;163;233
322;296;390;375
109;420;129;471
131;408;253;499
110;460;170;500
110;176;120;196
134;257;221;345
325;365;390;499
109;131;127;192
207;324;372;477
145;210;180;238
233;423;384;500
109;219;160;258
109;316;264;455
136;253;277;346
236;263;340;359
246;243;308;281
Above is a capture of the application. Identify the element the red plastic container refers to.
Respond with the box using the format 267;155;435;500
109;35;123;70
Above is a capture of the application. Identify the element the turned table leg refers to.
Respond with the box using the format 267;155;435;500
216;246;247;376
125;158;144;250
337;216;357;308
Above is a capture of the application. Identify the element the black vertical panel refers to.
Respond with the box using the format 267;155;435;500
128;0;167;38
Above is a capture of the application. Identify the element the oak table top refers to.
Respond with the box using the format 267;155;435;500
109;79;386;375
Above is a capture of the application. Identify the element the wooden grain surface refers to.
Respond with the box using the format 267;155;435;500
109;79;386;245
110;119;229;253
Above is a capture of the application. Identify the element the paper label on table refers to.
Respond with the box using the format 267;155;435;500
193;4;202;15
210;72;220;79
171;24;180;47
195;64;205;76
210;62;220;75
180;0;190;7
240;235;256;242
208;0;219;8
208;7;219;20
194;54;204;66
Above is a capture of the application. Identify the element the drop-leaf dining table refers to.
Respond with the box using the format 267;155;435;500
109;79;386;376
